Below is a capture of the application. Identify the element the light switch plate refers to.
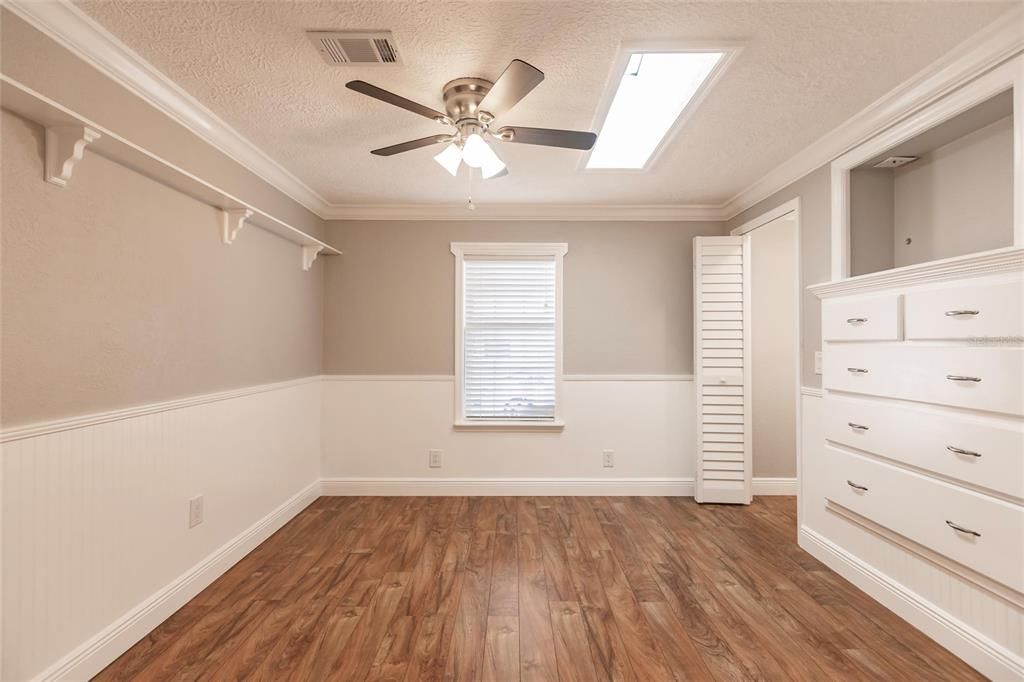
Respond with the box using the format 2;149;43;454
814;351;823;375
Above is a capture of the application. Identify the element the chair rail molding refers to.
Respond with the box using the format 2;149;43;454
0;375;323;444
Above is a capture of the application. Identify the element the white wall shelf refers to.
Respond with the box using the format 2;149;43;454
1;75;341;268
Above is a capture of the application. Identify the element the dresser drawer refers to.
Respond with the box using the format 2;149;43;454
822;294;902;341
823;344;1024;415
825;396;1024;499
825;446;1024;592
905;277;1024;340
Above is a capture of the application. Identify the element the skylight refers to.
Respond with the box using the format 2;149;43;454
586;51;724;170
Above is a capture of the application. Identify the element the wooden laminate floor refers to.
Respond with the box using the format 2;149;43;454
96;496;983;681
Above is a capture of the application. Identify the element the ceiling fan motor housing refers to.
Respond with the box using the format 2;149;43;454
443;78;495;135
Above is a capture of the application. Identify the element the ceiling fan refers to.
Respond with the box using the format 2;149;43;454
346;59;597;180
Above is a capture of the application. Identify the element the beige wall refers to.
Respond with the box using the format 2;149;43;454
893;115;1014;267
1;113;324;426
750;215;799;477
0;9;325;240
726;165;831;389
322;220;727;376
850;168;895;276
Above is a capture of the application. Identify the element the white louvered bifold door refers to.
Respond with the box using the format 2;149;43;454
694;236;752;504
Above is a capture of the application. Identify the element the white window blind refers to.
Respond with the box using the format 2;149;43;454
462;257;557;420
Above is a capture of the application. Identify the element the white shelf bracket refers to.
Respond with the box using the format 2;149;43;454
45;125;101;187
220;208;253;244
302;245;324;271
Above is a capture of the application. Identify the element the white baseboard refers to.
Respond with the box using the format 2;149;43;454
35;480;321;682
319;477;796;497
320;477;695;496
799;526;1023;681
751;477;798;495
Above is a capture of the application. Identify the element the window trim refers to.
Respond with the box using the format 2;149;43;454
451;242;567;430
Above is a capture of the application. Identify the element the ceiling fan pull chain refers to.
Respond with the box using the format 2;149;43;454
466;166;476;211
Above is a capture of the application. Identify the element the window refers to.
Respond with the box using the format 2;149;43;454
586;47;736;170
451;242;567;429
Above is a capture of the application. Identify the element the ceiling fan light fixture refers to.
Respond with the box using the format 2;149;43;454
433;142;462;176
461;133;490;168
481;147;507;179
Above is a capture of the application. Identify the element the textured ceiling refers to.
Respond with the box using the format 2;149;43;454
76;1;1013;207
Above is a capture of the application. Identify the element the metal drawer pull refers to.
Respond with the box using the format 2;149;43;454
846;480;868;492
946;375;981;382
847;367;869;374
945;310;979;317
846;317;868;324
947;445;981;458
848;422;869;431
945;520;981;537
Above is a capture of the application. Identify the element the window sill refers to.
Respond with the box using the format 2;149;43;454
454;419;565;432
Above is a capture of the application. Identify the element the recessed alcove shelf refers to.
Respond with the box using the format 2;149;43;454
0;75;341;270
829;55;1022;280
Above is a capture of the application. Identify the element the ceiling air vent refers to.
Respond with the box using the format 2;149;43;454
873;156;918;169
307;31;401;65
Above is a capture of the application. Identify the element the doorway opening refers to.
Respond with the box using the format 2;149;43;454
732;202;801;504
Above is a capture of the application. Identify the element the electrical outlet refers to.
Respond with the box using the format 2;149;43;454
814;351;823;375
428;449;442;468
188;495;204;528
602;449;615;468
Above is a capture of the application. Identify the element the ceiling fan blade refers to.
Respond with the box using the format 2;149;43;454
478;59;544;118
495;126;597;150
371;134;453;156
346;80;450;123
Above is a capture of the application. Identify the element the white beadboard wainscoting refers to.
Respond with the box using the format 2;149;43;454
1;377;322;682
798;392;1024;681
320;375;796;496
321;375;695;491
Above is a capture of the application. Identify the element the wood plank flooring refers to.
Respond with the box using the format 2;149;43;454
96;496;984;681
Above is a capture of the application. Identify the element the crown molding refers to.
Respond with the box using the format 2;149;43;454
2;0;332;216
320;202;729;222
720;5;1024;221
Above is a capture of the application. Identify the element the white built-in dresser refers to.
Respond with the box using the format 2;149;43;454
808;247;1024;676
